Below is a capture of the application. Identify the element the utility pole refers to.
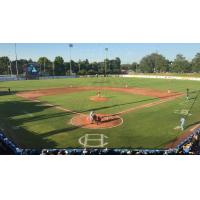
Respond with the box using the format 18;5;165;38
104;48;108;77
14;43;19;77
8;61;12;76
69;44;73;76
52;61;55;77
44;58;46;73
78;60;81;72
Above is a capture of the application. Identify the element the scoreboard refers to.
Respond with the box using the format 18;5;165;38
24;63;40;79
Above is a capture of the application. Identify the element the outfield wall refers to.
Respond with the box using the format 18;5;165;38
2;74;200;81
0;75;76;81
120;74;200;81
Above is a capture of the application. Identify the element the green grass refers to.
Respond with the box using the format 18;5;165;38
1;77;200;149
1;76;200;92
39;90;157;114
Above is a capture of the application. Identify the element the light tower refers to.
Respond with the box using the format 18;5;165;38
8;61;12;76
104;48;108;77
14;43;19;77
44;58;46;73
52;61;55;77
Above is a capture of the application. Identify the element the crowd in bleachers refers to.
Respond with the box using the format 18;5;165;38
0;130;22;155
176;129;200;155
1;128;200;155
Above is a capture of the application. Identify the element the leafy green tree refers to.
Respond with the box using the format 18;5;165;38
107;57;121;74
17;59;29;74
191;53;200;72
140;53;169;73
0;56;10;74
90;62;99;73
171;54;191;73
77;69;87;75
121;63;138;72
37;57;52;74
131;62;138;72
54;56;65;75
71;60;78;73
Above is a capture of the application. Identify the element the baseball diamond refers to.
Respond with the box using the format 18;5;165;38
1;76;200;150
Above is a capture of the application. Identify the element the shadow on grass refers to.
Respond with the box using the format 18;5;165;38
0;99;80;149
185;120;200;129
78;97;159;113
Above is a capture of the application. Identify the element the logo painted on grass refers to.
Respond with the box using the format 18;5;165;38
174;109;192;116
79;134;108;148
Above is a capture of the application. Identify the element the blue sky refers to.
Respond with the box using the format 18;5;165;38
0;43;200;64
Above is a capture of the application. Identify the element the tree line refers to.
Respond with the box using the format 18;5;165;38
121;53;200;73
1;52;200;75
0;56;121;76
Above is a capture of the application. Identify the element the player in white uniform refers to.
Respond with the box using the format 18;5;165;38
180;117;186;131
89;111;94;123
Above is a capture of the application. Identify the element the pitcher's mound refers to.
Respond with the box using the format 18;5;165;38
90;96;108;102
70;114;123;129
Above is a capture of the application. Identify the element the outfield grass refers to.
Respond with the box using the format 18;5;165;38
1;76;200;92
1;77;200;149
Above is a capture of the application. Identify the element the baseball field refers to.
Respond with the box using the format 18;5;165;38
1;76;200;149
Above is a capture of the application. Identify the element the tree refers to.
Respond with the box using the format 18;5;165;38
0;56;10;75
71;60;78;73
191;53;200;72
37;57;52;74
153;54;169;72
139;53;169;73
90;62;99;74
171;54;191;73
54;56;65;75
131;62;138;72
114;57;121;73
107;57;121;74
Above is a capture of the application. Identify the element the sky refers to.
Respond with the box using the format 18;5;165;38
0;43;200;64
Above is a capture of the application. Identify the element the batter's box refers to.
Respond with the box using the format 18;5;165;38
174;109;191;116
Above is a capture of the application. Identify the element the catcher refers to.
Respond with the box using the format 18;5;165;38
93;114;102;125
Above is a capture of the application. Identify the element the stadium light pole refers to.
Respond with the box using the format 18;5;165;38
69;44;73;76
14;43;19;77
52;61;55;78
44;58;46;73
78;60;81;72
8;61;12;76
104;48;108;77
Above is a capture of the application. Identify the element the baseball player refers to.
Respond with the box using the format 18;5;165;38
89;111;94;123
180;117;186;131
97;90;101;97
